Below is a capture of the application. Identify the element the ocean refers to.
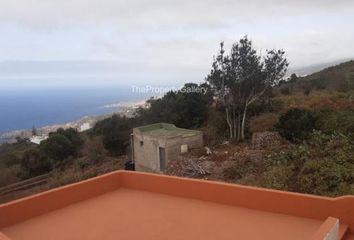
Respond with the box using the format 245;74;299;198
0;85;153;133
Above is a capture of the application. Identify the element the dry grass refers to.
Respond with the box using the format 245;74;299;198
249;113;279;133
276;91;354;112
48;156;127;188
0;155;127;203
0;165;21;187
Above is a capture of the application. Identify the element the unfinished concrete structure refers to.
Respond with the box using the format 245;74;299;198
131;123;203;172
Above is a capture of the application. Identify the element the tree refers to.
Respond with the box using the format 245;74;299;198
93;115;134;156
40;134;75;161
289;73;298;83
137;83;212;129
207;36;288;140
32;126;37;136
56;128;83;148
39;128;82;162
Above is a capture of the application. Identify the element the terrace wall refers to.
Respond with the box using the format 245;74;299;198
1;171;354;238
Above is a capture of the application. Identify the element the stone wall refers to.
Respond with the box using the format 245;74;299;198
252;131;282;149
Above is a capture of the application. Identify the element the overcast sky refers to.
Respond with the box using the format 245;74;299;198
0;0;354;87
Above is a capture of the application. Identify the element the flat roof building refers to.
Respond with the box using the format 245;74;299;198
0;171;354;240
132;123;203;172
78;123;91;132
29;135;48;145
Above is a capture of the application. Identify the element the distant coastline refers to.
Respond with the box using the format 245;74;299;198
0;99;148;144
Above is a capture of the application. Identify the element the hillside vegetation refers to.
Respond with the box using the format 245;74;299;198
1;38;354;200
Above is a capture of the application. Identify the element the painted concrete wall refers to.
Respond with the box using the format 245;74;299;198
311;217;339;240
1;171;354;238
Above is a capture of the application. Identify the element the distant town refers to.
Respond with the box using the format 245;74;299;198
0;100;149;144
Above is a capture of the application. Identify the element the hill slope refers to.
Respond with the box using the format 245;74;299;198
291;58;354;76
251;61;354;132
296;60;354;92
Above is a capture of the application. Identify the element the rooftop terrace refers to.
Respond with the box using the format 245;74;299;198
0;171;354;240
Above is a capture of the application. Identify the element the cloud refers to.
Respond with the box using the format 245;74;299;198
0;0;354;85
1;0;354;30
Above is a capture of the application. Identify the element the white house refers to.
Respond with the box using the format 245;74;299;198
30;135;48;145
79;122;92;132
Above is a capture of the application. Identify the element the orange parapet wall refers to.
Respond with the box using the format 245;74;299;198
0;171;354;240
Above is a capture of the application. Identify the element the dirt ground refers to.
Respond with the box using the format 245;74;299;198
166;142;266;182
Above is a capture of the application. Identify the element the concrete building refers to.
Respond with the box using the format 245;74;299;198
29;135;48;145
78;123;91;132
132;123;203;172
1;171;354;240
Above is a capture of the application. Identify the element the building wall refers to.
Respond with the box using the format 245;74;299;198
183;134;204;149
133;130;203;173
165;134;203;163
133;130;165;172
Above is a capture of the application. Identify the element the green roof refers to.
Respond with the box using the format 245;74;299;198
135;123;201;138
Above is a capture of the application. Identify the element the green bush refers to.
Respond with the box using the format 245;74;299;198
224;131;354;196
316;110;354;139
40;128;83;163
93;115;133;156
57;128;83;148
260;165;294;190
203;107;228;145
40;134;75;161
276;108;318;142
265;131;354;196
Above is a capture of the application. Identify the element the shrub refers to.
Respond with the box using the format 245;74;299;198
20;149;52;178
224;131;354;197
280;86;291;95
203;107;228;145
265;131;354;196
267;99;284;112
86;138;108;164
40;128;83;163
1;153;20;167
260;165;294;190
93;115;133;156
57;128;83;148
0;165;21;187
224;158;266;180
316;110;354;139
275;108;318;142
40;134;75;161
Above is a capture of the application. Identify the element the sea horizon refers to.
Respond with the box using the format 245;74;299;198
0;83;157;134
